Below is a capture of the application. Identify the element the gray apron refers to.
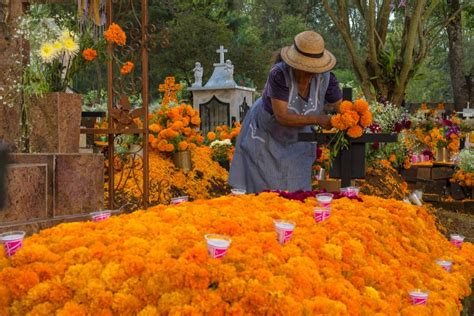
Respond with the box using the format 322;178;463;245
229;62;330;193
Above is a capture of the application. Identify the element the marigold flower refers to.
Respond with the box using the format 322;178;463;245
120;61;134;75
149;124;160;133
330;114;346;130
353;99;369;114
178;141;188;151
341;111;360;128
207;132;216;141
191;116;201;126
340;101;353;113
104;23;126;46
82;48;97;61
360;112;373;127
347;125;363;138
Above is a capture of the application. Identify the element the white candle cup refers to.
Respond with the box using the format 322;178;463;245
414;190;423;200
409;193;422;206
171;196;188;205
90;210;112;222
274;220;295;245
340;186;359;197
204;234;231;259
409;289;429;305
231;189;246;196
435;259;453;272
0;231;26;257
403;198;412;204
313;207;331;223
450;234;465;249
316;193;334;207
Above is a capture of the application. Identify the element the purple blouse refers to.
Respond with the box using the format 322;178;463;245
262;65;342;114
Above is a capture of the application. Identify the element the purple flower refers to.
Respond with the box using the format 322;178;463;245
403;119;411;129
369;124;382;133
398;0;407;8
372;142;380;150
316;146;322;159
422;149;434;160
394;122;403;133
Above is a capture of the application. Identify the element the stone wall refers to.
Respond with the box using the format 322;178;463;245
0;1;28;149
0;153;104;234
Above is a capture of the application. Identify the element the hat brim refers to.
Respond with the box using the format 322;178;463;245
281;45;336;73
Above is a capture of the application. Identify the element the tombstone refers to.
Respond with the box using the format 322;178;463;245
188;45;255;134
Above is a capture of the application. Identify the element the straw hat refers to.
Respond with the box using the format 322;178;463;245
281;31;336;73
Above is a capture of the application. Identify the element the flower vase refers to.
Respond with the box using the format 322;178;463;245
435;147;448;162
173;150;192;172
29;92;82;153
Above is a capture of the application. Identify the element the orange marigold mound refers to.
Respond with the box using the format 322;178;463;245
0;194;472;315
110;147;229;205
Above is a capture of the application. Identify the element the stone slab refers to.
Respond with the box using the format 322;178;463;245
400;167;418;182
9;153;104;216
416;180;446;195
416;167;432;181
54;154;104;216
10;154;55;216
29;93;82;153
432;167;454;180
450;182;468;200
1;163;47;222
423;193;441;202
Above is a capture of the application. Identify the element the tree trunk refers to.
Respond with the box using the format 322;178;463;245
446;0;469;111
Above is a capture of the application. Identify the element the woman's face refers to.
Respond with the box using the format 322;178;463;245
293;69;315;82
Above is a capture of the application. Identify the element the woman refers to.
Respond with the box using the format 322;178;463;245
229;31;342;193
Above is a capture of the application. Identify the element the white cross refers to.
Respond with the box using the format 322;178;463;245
216;45;227;64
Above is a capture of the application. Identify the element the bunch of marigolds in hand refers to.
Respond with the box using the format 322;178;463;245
148;103;203;154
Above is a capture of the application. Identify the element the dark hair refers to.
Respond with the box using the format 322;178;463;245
271;49;283;65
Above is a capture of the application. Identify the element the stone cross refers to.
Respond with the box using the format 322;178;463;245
158;76;181;106
216;45;227;64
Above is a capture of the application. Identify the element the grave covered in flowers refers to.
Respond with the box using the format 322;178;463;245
0;193;472;315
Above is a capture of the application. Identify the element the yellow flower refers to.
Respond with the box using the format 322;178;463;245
39;42;57;62
62;37;79;55
53;41;63;51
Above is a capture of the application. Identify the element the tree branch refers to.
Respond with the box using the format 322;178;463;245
376;0;391;45
393;0;427;104
367;0;381;78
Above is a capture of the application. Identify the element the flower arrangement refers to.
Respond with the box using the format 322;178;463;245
109;147;229;205
409;107;461;155
328;99;373;160
0;194;472;315
450;149;474;188
148;103;202;154
209;139;233;165
207;123;242;145
3;6;85;101
369;101;410;133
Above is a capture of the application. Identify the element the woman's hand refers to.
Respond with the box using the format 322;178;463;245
315;115;332;129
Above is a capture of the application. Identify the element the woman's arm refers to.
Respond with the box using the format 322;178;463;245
271;98;332;129
325;98;342;113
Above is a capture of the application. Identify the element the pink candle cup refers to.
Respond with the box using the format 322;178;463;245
204;234;231;259
411;155;419;163
313;207;331;222
450;234;464;248
340;186;359;197
0;231;26;257
90;210;112;222
435;259;452;272
316;193;334;207
231;189;246;196
409;290;429;305
171;196;188;205
274;220;295;244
